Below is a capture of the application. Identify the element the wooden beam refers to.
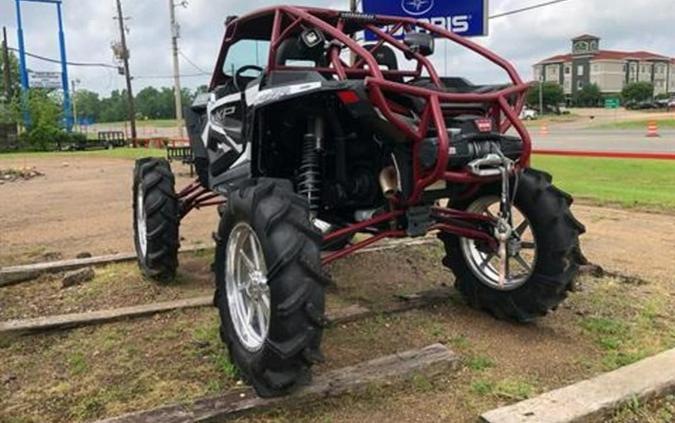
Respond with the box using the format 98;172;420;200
0;246;205;287
96;343;458;423
0;239;438;287
0;287;453;336
481;347;675;423
0;297;213;335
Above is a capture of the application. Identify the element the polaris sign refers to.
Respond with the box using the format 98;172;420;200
362;0;489;39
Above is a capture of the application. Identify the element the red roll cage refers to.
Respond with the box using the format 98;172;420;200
183;6;533;265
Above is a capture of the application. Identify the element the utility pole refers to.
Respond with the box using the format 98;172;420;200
169;0;184;138
538;76;544;116
115;0;137;147
2;27;12;100
71;79;79;131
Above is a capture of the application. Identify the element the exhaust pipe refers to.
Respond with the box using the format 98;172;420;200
379;165;400;199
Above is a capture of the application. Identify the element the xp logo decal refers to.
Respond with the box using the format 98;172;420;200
401;0;434;16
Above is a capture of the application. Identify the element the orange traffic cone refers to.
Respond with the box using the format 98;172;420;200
646;121;660;137
539;125;549;136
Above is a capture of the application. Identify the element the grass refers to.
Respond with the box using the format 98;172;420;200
0;147;166;161
466;355;495;371
521;113;581;128
532;155;675;211
470;378;536;400
592;117;675;130
574;276;675;371
608;395;675;422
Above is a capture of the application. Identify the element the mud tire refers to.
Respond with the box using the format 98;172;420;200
214;178;329;397
439;168;585;322
133;158;179;282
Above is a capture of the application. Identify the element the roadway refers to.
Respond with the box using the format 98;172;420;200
526;129;675;154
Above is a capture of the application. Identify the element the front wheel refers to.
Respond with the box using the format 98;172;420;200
133;158;179;282
214;178;329;397
439;168;585;322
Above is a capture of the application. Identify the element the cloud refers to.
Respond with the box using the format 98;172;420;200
1;0;673;95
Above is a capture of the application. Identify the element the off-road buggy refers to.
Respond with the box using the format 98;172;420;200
132;6;585;397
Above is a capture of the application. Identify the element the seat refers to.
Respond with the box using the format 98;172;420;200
276;37;327;67
364;44;399;71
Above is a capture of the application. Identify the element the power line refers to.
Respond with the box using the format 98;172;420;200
489;0;575;19
7;46;118;68
8;45;206;79
178;50;209;74
6;0;575;77
135;73;207;79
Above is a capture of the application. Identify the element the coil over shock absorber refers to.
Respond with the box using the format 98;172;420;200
297;117;324;214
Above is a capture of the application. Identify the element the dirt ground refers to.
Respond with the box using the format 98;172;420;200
1;155;675;422
2;156;675;287
1;242;673;422
0;156;219;267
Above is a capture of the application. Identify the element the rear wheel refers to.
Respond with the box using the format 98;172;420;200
214;178;328;397
133;158;179;282
439;168;585;322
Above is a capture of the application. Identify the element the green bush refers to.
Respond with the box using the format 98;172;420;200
622;82;654;103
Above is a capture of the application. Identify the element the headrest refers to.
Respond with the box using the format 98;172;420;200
364;44;398;70
276;34;326;67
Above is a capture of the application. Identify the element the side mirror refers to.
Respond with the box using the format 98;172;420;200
403;32;435;57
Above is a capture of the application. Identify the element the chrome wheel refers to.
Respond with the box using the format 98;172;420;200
136;186;147;257
225;222;270;352
459;196;537;291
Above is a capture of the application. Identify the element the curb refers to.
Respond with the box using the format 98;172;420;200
481;348;675;423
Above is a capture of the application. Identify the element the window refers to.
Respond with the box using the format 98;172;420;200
565;66;571;74
623;64;627;72
577;65;584;76
223;39;270;76
577;81;584;89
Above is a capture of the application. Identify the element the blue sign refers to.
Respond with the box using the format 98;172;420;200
362;0;489;38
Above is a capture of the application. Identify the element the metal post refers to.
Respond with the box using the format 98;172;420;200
538;76;544;116
2;27;12;100
349;0;357;65
115;0;137;147
55;1;72;132
169;0;184;138
15;0;30;127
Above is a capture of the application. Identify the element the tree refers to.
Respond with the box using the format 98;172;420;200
99;90;128;122
22;89;62;150
622;82;653;103
136;86;163;119
575;83;602;107
0;50;20;101
527;82;564;114
73;89;101;123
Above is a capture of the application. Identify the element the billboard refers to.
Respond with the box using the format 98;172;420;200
362;0;489;38
28;71;62;89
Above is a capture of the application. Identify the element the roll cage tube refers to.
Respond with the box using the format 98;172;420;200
211;6;532;205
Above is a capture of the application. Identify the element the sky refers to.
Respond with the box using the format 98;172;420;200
1;0;674;96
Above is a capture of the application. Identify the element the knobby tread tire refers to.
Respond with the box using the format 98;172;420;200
133;158;179;282
214;178;328;397
439;168;584;322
